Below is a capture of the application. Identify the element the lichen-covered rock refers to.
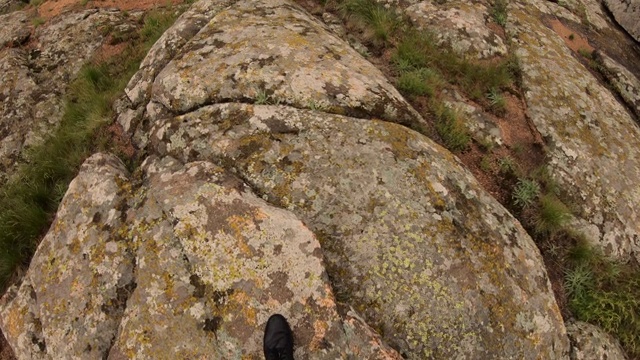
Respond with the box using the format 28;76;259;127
0;9;134;186
147;0;422;126
404;1;508;59
0;11;30;47
566;321;627;360
0;153;135;358
0;153;403;359
116;0;572;357
145;101;569;358
599;52;640;119
508;0;640;261
603;0;640;42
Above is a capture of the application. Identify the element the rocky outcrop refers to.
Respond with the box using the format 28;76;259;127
0;153;402;359
508;0;640;261
116;0;568;358
1;0;573;358
0;9;135;186
405;1;508;59
566;321;627;360
603;0;640;42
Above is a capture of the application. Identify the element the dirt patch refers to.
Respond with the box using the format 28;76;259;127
549;18;594;53
0;331;15;360
37;0;184;20
93;40;129;64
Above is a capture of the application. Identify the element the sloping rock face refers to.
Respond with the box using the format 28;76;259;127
566;321;627;360
507;0;640;261
0;8;135;186
110;0;569;358
604;0;640;42
0;153;402;359
405;1;507;59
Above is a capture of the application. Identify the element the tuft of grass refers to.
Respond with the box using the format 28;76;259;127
512;178;540;208
491;0;508;27
255;89;270;105
432;101;470;152
534;195;570;235
140;9;178;49
564;239;640;358
0;8;181;290
396;68;440;97
480;155;492;172
29;0;45;6
487;87;507;115
498;155;518;175
31;17;45;27
339;0;401;47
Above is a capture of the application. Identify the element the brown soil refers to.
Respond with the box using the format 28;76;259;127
0;332;15;360
549;18;594;53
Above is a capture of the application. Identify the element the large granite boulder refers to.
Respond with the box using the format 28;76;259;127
0;153;402;359
114;0;570;358
603;0;640;42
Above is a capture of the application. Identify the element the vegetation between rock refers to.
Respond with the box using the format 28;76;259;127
0;7;180;290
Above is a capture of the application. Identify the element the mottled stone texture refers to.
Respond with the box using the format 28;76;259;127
117;0;569;358
604;0;640;42
405;1;507;59
566;322;627;360
508;0;640;262
1;153;403;359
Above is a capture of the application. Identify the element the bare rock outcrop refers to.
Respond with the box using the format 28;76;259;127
1;153;402;359
117;0;569;358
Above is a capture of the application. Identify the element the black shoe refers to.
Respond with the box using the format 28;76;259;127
263;314;294;360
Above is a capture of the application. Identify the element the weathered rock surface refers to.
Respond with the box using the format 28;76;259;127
508;0;640;261
0;9;134;186
0;153;402;359
599;52;640;118
566;321;627;360
0;11;30;47
604;0;640;42
405;1;508;59
139;0;422;126
0;0;23;15
113;0;570;358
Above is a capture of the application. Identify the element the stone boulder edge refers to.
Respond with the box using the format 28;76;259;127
603;0;640;42
566;321;627;360
0;153;135;359
136;0;423;127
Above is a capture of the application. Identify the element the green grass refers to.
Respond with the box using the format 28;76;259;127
432;101;470;152
534;195;570;235
487;87;507;115
31;17;45;27
491;0;508;27
512;178;540;208
339;0;401;47
396;68;440;97
0;8;180;290
564;241;640;358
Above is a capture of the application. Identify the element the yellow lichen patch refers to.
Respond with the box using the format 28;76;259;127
226;214;257;257
309;319;329;350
